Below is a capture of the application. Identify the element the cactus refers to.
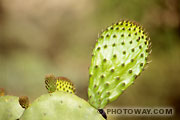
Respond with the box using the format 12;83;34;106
88;20;151;109
0;95;24;120
0;20;151;120
19;76;105;120
20;91;105;120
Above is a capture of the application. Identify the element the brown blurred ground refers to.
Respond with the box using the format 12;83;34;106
0;0;180;120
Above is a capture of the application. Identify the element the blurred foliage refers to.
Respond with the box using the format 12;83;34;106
0;0;180;119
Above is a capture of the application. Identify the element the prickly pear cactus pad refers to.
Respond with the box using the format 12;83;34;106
45;74;75;94
20;91;105;120
0;96;24;120
88;20;151;109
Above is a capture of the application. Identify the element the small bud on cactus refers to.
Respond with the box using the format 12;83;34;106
0;88;5;96
19;96;29;109
45;74;57;93
56;77;75;94
88;20;151;109
0;95;24;120
45;74;75;94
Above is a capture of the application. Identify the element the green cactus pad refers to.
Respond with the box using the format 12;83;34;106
45;75;75;94
88;20;151;109
0;96;24;120
20;91;105;120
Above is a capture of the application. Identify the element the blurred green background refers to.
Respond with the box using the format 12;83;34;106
0;0;180;119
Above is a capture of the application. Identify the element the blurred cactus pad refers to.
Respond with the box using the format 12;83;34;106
0;95;24;120
88;20;151;109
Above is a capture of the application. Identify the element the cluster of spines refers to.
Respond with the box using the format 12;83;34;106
88;20;151;109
